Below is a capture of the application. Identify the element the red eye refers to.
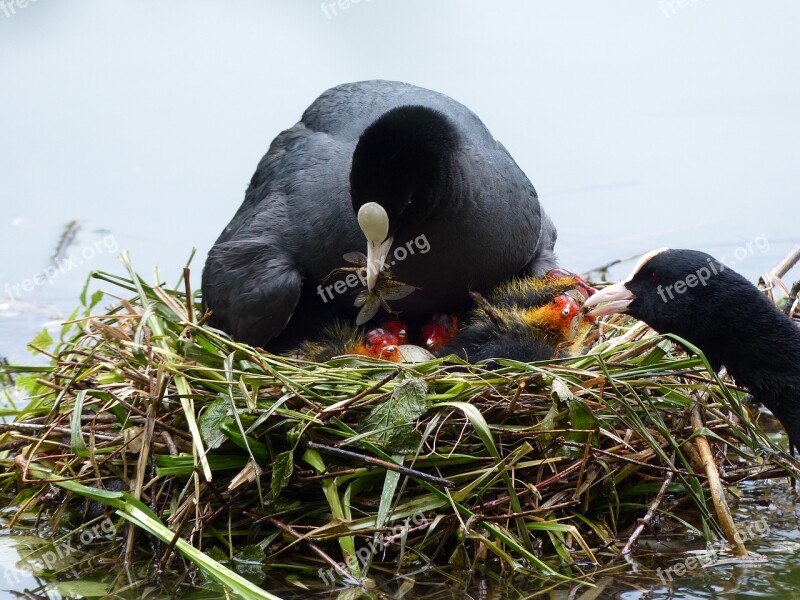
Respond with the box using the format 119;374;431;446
649;272;660;284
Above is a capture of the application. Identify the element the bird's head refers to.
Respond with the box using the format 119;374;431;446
523;294;583;342
420;313;458;351
350;105;459;238
359;327;401;361
380;318;409;345
583;248;731;337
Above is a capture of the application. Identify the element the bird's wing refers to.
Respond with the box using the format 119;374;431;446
203;239;302;347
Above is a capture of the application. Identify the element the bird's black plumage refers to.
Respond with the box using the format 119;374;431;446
437;284;584;364
585;249;800;451
436;315;559;364
202;80;557;350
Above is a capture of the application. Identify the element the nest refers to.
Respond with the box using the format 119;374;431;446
1;255;798;599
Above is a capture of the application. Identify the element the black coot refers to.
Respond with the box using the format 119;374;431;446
584;248;800;451
202;80;558;350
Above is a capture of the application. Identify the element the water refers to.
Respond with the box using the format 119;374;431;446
1;1;799;597
4;483;800;600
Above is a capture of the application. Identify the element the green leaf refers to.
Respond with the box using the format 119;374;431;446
371;452;403;574
220;422;271;461
28;328;54;355
88;289;105;311
70;390;89;456
96;370;126;385
154;454;249;476
199;397;232;450
232;545;267;580
26;464;282;600
551;378;599;446
47;580;110;598
15;373;53;396
566;397;599;446
302;449;360;580
271;450;294;499
360;377;429;452
538;397;560;446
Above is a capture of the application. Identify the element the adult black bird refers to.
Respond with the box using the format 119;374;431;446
583;248;800;451
202;80;557;350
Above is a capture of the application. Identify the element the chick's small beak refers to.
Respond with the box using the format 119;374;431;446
582;281;635;317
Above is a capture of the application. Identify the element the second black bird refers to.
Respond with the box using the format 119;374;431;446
584;248;800;452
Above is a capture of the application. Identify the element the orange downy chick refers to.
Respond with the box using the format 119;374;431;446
354;328;401;361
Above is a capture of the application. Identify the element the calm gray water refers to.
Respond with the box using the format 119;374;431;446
1;1;799;597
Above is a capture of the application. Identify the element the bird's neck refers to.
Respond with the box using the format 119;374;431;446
350;105;460;233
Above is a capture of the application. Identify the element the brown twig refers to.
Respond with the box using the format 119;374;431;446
264;517;357;584
785;280;800;317
319;367;402;421
769;243;800;279
618;453;675;557
304;441;454;488
183;267;194;325
0;422;119;442
689;392;748;557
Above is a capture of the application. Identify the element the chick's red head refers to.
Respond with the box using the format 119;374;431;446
524;294;583;341
379;319;409;344
359;327;401;361
420;313;458;351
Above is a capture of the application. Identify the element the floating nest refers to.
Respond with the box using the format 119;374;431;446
1;253;798;599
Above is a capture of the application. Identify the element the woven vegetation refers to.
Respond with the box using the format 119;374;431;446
1;253;798;599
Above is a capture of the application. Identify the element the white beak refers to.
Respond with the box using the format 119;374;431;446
581;281;635;317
